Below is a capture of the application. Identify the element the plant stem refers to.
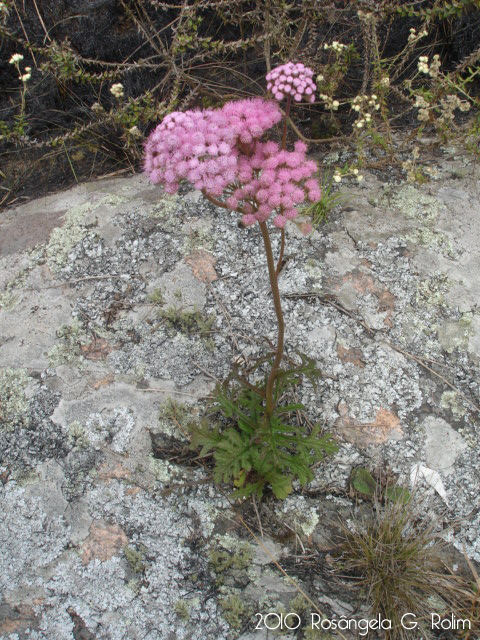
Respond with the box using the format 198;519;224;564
275;228;285;277
259;221;284;416
281;94;292;149
201;190;230;210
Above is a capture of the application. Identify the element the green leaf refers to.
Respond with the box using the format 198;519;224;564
351;468;377;497
268;472;293;499
214;428;252;483
385;486;411;504
189;423;222;456
287;454;313;485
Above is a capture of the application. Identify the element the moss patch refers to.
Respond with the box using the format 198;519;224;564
0;265;32;311
174;599;190;621
209;544;252;574
0;368;32;431
157;306;215;339
125;545;147;574
47;320;87;368
218;593;249;629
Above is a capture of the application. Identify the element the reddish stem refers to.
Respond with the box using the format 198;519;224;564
275;228;285;277
259;221;284;416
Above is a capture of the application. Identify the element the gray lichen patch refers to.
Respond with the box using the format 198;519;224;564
148;193;180;219
437;313;473;353
45;194;127;273
440;391;468;419
385;183;444;224
0;482;72;593
276;496;320;537
0;381;67;469
406;227;457;259
415;273;452;308
182;220;216;255
84;407;136;453
2;168;480;637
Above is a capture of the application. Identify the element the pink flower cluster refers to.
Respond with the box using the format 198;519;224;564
225;140;320;229
144;99;281;195
144;96;321;231
266;62;316;103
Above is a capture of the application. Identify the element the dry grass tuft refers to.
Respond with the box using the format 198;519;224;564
337;498;475;639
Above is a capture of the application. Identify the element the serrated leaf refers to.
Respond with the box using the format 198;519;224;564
268;473;293;499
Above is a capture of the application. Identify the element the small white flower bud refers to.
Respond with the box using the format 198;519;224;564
9;53;24;64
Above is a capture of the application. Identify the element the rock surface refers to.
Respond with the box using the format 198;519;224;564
1;147;480;638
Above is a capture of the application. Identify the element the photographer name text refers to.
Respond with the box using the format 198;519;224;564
255;612;471;635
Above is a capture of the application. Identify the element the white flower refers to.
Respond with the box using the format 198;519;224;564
353;168;359;175
352;104;361;112
380;76;390;87
110;83;124;99
356;120;365;128
128;125;141;136
9;53;24;65
332;100;340;110
25;66;31;73
316;74;324;83
21;73;31;82
357;174;364;182
333;174;342;183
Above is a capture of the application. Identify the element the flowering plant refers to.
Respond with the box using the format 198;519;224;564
145;63;336;498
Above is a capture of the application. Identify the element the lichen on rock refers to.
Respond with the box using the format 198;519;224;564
0;367;32;431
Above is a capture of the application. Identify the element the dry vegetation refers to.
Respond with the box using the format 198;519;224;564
1;0;480;207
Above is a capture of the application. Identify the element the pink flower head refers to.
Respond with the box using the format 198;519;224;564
144;96;320;230
266;62;316;104
242;213;256;226
220;98;282;144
